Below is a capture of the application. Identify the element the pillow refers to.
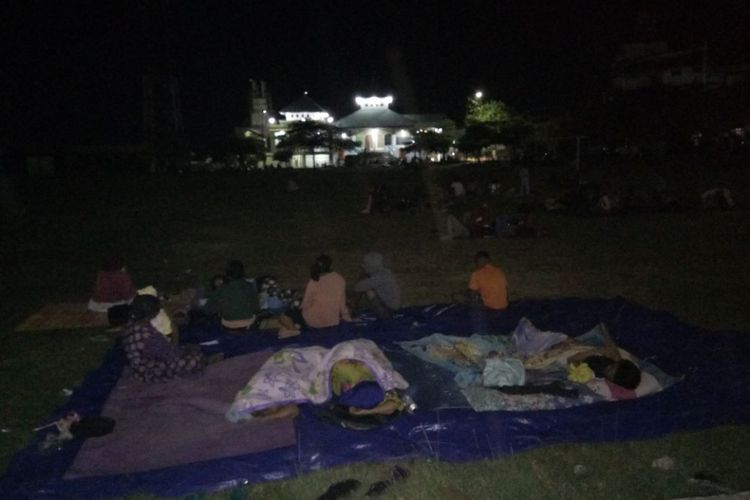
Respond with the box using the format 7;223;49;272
586;370;663;401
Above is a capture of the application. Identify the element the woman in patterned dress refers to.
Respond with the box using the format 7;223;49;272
122;294;206;383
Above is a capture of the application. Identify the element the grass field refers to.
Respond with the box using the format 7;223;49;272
1;161;749;499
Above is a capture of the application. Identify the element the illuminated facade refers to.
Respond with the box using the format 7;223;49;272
334;95;450;158
259;93;453;167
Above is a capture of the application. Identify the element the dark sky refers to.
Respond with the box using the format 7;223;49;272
2;0;748;145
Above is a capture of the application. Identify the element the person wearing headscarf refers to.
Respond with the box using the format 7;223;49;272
121;295;207;383
353;252;401;320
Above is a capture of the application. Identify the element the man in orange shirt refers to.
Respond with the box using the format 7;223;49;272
467;251;508;333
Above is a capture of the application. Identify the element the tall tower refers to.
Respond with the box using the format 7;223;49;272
248;79;272;133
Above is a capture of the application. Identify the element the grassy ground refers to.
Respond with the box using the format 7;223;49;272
1;162;749;499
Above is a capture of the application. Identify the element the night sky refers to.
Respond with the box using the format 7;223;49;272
2;0;748;145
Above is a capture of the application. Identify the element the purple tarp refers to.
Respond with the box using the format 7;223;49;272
65;350;296;479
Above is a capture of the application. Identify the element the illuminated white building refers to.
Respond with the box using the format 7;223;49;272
334;95;450;158
273;94;336;168
279;94;334;123
265;93;453;167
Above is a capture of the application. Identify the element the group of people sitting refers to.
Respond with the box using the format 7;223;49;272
438;202;540;241
86;248;641;422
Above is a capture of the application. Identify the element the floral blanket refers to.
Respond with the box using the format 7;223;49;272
399;320;678;412
226;339;408;422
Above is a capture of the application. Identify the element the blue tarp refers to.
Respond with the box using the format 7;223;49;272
2;298;750;498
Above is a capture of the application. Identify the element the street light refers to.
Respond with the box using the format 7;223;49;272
268;117;276;125
474;91;483;99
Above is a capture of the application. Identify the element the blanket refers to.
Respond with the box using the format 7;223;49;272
65;351;297;478
3;298;749;499
15;303;109;332
226;339;408;422
399;319;679;412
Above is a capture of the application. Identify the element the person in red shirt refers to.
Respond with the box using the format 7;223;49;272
88;256;137;312
467;251;508;333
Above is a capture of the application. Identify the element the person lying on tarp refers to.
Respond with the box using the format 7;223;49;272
252;359;404;420
522;323;641;390
226;339;409;423
122;294;222;383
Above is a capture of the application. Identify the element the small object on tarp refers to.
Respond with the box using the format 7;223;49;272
568;362;595;383
70;417;116;439
483;358;526;387
316;479;361;500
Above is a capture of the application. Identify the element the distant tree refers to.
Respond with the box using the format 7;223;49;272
405;130;452;158
465;95;512;128
461;94;533;159
456;124;501;157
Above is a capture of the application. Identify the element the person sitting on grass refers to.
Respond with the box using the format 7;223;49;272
466;251;508;334
297;254;351;329
203;260;259;331
467;202;494;238
352;252;401;320
122;295;222;383
88;256;137;312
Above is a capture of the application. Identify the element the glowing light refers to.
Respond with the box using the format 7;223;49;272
304;91;308;95
398;129;409;137
341;132;349;139
268;117;276;125
355;96;394;108
326;117;334;123
262;109;267;114
474;91;483;99
274;130;286;137
243;130;252;138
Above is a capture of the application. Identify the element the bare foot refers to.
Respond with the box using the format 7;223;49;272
251;405;299;420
